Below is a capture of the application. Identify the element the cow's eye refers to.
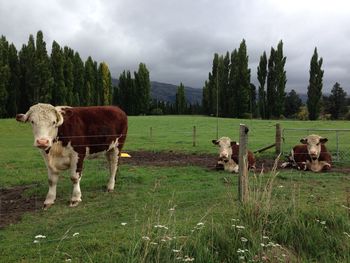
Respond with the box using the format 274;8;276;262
316;143;320;146
31;120;34;124
52;121;56;125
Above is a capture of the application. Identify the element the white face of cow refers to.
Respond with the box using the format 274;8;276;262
16;103;64;150
212;137;236;161
300;134;328;160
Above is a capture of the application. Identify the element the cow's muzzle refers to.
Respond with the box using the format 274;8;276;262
35;138;50;149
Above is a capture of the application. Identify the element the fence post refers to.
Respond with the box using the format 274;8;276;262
192;126;196;147
238;124;249;203
275;123;282;155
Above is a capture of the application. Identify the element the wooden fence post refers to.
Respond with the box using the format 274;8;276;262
238;124;249;203
192;126;196;147
275;123;282;155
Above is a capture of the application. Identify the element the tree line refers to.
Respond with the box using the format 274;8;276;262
202;40;349;120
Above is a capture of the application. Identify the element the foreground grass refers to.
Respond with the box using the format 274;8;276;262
1;116;350;262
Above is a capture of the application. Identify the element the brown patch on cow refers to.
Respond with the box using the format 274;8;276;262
0;185;44;229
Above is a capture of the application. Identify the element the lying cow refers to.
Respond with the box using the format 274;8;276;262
16;103;128;208
212;137;256;173
281;134;332;172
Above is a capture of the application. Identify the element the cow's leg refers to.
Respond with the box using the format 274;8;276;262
44;169;59;209
70;152;83;207
105;147;120;192
40;151;58;209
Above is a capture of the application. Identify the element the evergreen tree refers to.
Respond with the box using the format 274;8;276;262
34;31;52;103
50;41;66;105
327;82;348;119
6;44;20;116
307;47;324;120
249;83;257;118
274;40;287;117
175;83;186;114
257;51;267;119
134;63;151;114
209;54;219;115
266;47;276;119
202;80;210;115
285;89;302;118
98;62;112;105
219;52;230;117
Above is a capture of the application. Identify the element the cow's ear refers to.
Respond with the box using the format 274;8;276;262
230;141;237;146
212;140;219;145
320;137;328;144
300;138;308;144
16;113;28;123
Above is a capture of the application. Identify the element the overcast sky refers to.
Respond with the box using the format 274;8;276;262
1;0;350;93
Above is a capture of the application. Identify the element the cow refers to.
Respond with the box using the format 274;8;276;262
212;137;256;173
281;134;332;172
16;103;128;209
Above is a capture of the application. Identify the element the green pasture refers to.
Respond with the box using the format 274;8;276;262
0;116;350;262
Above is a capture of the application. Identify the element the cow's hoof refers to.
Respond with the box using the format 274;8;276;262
107;188;114;193
69;200;81;207
43;203;53;210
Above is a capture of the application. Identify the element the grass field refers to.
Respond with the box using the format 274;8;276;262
0;116;350;262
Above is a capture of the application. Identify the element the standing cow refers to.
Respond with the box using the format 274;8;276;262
16;103;128;208
212;137;256;173
281;134;332;172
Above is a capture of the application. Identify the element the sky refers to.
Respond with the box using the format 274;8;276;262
1;0;350;93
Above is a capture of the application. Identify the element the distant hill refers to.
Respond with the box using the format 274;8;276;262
112;79;202;104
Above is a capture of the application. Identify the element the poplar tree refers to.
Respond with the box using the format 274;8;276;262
228;49;239;117
98;62;112;105
274;40;287;117
6;44;20;116
257;51;267;118
72;52;84;106
202;80;210;115
0;36;9;117
63;47;74;105
34;31;52;103
266;47;276;119
50;41;66;105
307;47;324;120
134;63;151;114
236;39;250;117
83;56;95;106
175;82;186;114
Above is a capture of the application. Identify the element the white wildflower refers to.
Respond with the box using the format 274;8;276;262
33;240;40;244
172;249;181;253
154;224;168;230
344;232;350;238
320;221;326;225
237;249;246;253
184;256;195;262
150;242;158;245
72;232;79;237
278;185;284;188
197;222;204;226
161;239;166;242
260;243;265;247
121;222;127;226
231;218;240;222
65;259;72;262
236;225;245;229
239;256;245;260
142;236;150;241
35;235;46;239
240;237;248;242
169;207;176;211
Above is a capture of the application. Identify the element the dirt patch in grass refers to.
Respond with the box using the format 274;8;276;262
0;185;43;229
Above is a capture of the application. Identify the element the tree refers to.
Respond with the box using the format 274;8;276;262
6;44;20;116
228;49;239;117
134;63;151;114
257;51;267;119
326;82;348;119
83;56;95;106
274;40;287;117
34;31;52;103
50;41;66;105
0;36;10;117
307;47;324;120
175;83;186;114
236;39;251;117
98;62;112;105
72;52;84;106
63;47;74;105
285;89;302;118
266;47;276;119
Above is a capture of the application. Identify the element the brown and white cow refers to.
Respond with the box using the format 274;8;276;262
212;137;256;173
16;103;128;208
281;134;332;172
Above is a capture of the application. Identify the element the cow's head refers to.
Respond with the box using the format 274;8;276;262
16;103;64;150
212;137;237;162
300;134;328;160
